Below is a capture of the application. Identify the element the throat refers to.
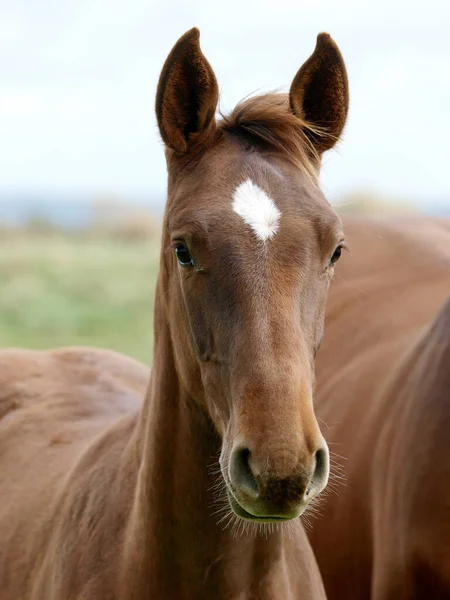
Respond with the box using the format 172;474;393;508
122;326;230;598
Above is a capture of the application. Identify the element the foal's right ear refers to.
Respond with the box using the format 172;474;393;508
156;28;219;155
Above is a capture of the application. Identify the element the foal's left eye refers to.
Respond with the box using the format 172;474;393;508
330;245;342;266
175;243;194;267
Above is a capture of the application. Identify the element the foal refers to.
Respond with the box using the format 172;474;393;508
0;28;348;599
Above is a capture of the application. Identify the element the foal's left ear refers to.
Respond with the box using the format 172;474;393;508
156;28;219;154
290;33;349;153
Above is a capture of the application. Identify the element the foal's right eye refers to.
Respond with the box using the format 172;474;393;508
175;243;194;267
330;244;343;266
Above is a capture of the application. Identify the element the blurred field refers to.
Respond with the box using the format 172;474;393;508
0;227;160;364
0;193;420;365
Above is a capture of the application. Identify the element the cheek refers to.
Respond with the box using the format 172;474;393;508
175;274;213;360
179;272;238;362
200;364;231;436
298;279;329;351
163;274;204;395
312;281;331;351
314;313;325;356
185;299;213;359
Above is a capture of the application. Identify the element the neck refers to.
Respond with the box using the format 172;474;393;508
120;294;288;600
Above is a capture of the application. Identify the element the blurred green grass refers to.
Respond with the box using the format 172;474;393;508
0;232;160;364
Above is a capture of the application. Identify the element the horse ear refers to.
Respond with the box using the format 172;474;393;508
156;28;219;154
289;33;349;153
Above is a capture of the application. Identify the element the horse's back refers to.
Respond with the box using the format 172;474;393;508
0;347;148;457
0;346;148;414
0;347;148;599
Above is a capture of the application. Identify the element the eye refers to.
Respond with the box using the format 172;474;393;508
330;245;342;266
175;243;194;267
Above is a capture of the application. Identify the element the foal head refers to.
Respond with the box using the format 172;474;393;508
155;29;348;523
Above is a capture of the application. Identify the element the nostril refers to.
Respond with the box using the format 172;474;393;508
230;448;259;498
311;447;329;487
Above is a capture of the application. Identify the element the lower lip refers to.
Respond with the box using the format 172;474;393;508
227;489;303;522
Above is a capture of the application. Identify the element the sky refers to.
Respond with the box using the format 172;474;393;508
1;0;450;208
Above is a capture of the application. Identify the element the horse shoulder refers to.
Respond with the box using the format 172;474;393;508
0;347;148;417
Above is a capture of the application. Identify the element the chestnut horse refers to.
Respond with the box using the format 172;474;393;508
309;216;450;599
0;29;349;599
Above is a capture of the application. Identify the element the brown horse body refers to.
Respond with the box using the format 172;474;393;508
310;216;450;599
0;29;349;599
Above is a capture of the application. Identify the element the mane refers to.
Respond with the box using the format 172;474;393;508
219;93;325;180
